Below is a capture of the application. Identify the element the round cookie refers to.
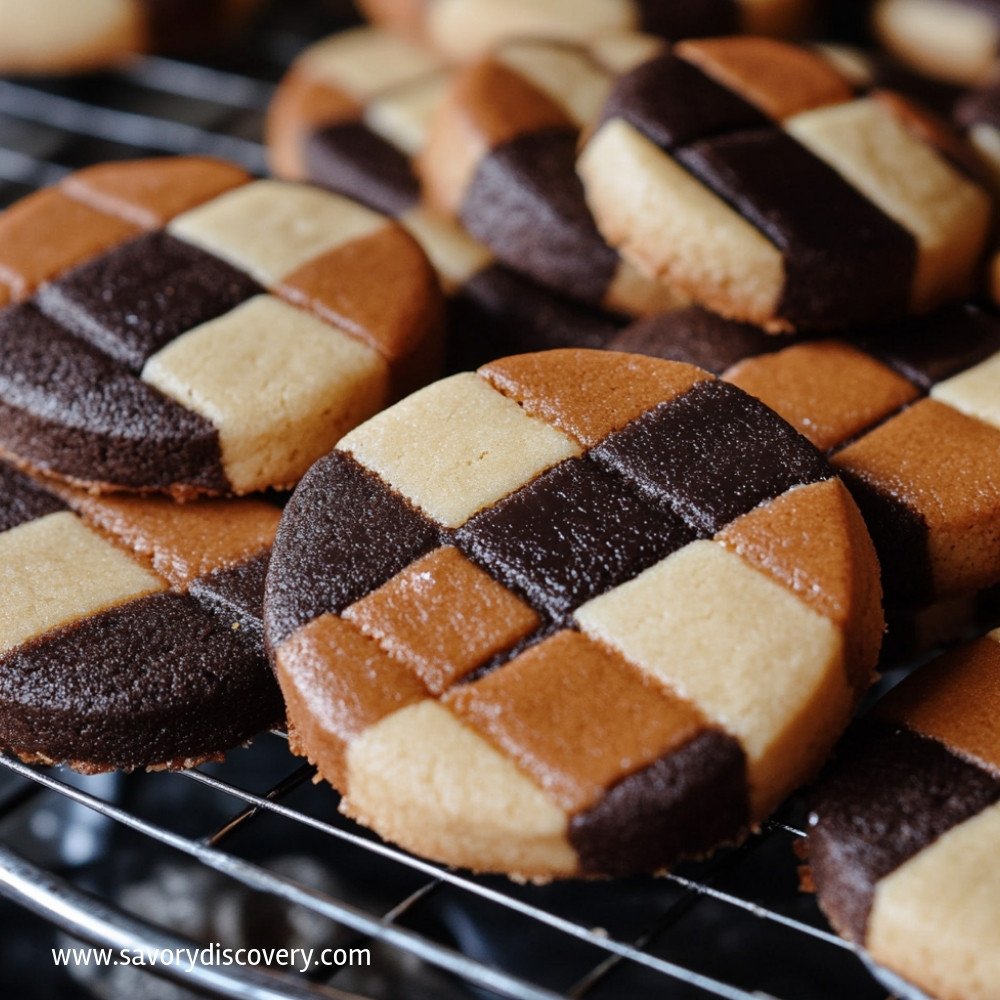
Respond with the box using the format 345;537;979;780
0;0;261;75
613;304;1000;611
357;0;812;61
872;0;1000;86
266;27;628;366
579;37;992;331
0;458;283;773
419;35;686;315
267;27;451;218
0;157;443;498
265;349;883;879
807;628;1000;1000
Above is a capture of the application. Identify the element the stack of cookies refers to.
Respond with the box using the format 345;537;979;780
3;2;999;997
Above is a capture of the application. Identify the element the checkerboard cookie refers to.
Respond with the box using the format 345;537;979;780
265;349;882;878
266;27;628;366
873;0;1000;86
0;157;443;497
807;628;1000;1000
0;0;261;75
268;27;504;301
419;35;687;315
613;304;1000;611
579;37;992;331
357;0;812;61
0;459;282;773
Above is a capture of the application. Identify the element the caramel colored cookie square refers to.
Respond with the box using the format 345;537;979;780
481;349;708;447
677;38;853;121
878;634;1000;776
0;188;138;299
280;224;440;368
495;41;613;128
726;340;920;452
64;490;280;591
444;630;706;813
62;157;251;229
716;478;882;690
834;400;1000;600
277;613;428;788
344;545;539;693
451;59;574;153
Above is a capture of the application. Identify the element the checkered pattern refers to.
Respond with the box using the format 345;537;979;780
614;303;1000;610
580;36;992;331
266;350;883;878
0;157;442;496
267;27;633;371
0;457;282;772
267;26;500;295
808;627;1000;1000
418;35;686;315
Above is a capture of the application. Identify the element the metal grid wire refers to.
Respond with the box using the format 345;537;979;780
0;6;934;999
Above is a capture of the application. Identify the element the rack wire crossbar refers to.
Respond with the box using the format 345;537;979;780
0;751;799;1000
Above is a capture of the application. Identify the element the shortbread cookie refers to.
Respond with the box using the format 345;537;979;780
265;349;882;879
266;28;626;365
357;0;812;61
807;628;1000;1000
0;158;442;497
580;37;992;331
420;36;686;315
873;0;1000;86
268;27;501;299
613;303;1000;608
0;0;261;75
267;27;451;218
0;459;283;773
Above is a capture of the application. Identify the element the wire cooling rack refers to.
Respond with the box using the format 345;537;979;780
0;5;940;998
